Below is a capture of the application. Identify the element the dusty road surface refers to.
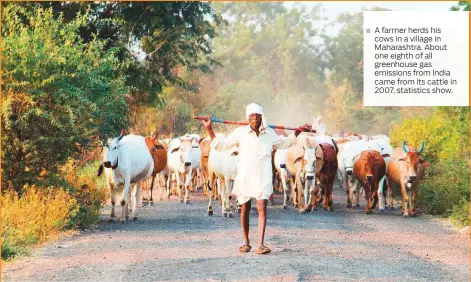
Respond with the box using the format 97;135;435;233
3;187;470;282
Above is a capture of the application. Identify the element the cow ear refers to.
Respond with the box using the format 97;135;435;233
382;154;390;158
231;151;239;156
171;147;179;154
302;146;305;151
419;158;430;166
294;156;303;163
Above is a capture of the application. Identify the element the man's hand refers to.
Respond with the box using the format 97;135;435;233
202;116;212;128
201;116;216;140
294;123;313;137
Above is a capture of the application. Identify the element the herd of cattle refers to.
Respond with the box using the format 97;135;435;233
97;129;429;223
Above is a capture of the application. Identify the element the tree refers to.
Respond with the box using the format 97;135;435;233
2;4;128;191
8;2;224;106
450;1;470;11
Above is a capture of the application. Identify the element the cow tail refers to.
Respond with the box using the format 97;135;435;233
332;139;339;154
97;164;104;177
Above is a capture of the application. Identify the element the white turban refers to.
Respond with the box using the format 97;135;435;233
246;103;268;129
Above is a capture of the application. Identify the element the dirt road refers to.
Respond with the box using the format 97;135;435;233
3;187;470;281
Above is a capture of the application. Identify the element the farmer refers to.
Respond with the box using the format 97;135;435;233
201;103;311;254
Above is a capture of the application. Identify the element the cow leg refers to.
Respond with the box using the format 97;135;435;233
207;173;214;216
184;171;192;204
410;184;418;217
108;182;116;223
166;174;171;199
227;179;234;218
345;173;352;208
120;179;131;223
219;178;227;217
295;172;305;213
364;183;372;214
386;178;394;209
132;182;141;221
351;180;360;209
149;175;155;206
400;183;409;218
281;170;289;209
378;176;386;212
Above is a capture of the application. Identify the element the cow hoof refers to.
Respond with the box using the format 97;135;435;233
185;200;190;205
237;208;242;214
294;204;299;208
356;204;360;208
379;208;385;212
389;206;395;210
299;209;306;214
223;212;227;217
229;213;234;218
108;218;115;223
125;215;129;221
160;198;164;201
133;217;138;221
208;210;213;216
365;210;372;214
346;204;352;208
120;219;126;224
403;213;409;218
142;202;148;207
410;212;417;217
328;207;334;212
313;208;318;211
150;202;154;206
179;199;184;203
282;205;287;209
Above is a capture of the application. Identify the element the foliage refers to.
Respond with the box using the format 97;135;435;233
61;160;109;229
1;4;128;192
1;186;79;260
450;1;470;11
11;1;225;105
451;199;470;228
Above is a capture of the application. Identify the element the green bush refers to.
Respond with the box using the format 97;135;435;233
451;198;470;228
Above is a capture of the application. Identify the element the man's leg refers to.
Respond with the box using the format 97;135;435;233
256;199;268;249
240;199;251;250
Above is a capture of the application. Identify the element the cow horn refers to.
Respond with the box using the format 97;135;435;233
402;140;408;153
117;129;125;141
418;141;424;155
153;132;157;141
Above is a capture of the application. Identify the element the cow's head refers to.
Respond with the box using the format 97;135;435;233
360;150;379;185
295;145;318;181
399;140;429;186
171;136;194;169
100;130;125;174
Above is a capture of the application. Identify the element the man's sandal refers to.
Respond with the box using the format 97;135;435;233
257;245;271;255
239;244;252;253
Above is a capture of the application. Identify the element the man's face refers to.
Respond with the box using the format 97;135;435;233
248;113;262;130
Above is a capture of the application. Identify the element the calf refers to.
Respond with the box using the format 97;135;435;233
207;135;239;217
142;133;167;206
353;150;386;214
167;135;201;204
311;142;338;211
386;141;429;217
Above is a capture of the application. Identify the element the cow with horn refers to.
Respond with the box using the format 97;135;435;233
143;132;168;205
97;130;154;223
385;140;429;218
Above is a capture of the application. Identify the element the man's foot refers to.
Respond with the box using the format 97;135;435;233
257;245;271;255
239;244;252;253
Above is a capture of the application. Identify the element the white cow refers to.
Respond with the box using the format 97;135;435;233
337;140;369;208
367;137;393;211
274;148;292;209
97;132;154;223
207;135;239;217
167;135;201;204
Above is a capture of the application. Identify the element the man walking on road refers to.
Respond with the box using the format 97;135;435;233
201;103;311;254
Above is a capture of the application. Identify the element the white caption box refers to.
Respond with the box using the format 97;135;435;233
363;11;469;106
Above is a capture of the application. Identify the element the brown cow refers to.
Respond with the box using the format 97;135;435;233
386;141;429;218
353;150;386;214
142;133;168;206
310;142;338;212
